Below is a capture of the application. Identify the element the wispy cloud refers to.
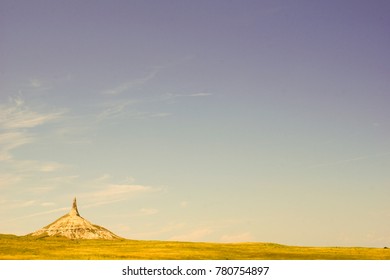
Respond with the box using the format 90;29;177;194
16;200;37;208
8;159;67;173
0;96;69;208
98;89;209;122
40;202;56;207
97;100;136;121
306;152;390;169
44;175;79;185
0;97;63;129
76;177;162;209
81;199;127;209
29;79;43;88
23;186;55;194
102;69;160;95
0;174;22;188
0;199;38;210
8;207;69;221
180;201;189;208
124;111;171;120
0;97;66;162
94;174;112;182
149;112;172;118
53;120;94;145
185;92;213;97
164;92;213;99
25;78;52;93
138;208;159;216
97;99;171;122
91;184;155;198
0;132;33;161
39;162;65;172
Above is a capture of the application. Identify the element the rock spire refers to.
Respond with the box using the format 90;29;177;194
69;197;80;216
28;197;121;240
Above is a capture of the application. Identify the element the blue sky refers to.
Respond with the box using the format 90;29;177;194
1;0;389;247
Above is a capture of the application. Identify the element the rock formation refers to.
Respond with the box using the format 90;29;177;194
29;197;121;239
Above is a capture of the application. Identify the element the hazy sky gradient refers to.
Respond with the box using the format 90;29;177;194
1;0;389;247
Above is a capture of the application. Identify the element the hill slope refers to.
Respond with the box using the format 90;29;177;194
27;198;121;240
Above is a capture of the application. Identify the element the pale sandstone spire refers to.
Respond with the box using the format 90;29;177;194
29;196;121;239
69;197;80;216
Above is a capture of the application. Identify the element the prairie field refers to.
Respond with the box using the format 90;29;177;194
0;234;389;260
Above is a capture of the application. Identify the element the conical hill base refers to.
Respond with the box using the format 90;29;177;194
28;198;121;240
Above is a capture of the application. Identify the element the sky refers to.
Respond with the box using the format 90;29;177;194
0;0;389;247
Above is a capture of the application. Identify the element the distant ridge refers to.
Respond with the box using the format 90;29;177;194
28;197;121;240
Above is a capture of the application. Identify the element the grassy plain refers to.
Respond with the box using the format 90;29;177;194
0;234;389;260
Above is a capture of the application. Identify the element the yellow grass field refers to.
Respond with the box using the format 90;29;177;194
1;234;389;260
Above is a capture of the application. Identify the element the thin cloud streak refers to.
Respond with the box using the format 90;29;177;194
64;176;162;208
102;68;160;95
97;100;136;121
4;207;69;222
97;103;171;121
0;97;64;129
306;152;390;169
0;174;22;188
7;159;68;174
0;132;33;161
91;184;155;198
97;90;209;122
26;78;52;92
164;92;213;99
186;92;213;97
0;97;66;163
82;198;127;209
